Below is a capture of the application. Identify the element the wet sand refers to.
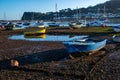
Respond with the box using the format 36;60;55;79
0;28;120;80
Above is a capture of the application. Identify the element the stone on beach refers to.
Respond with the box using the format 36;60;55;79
10;59;19;68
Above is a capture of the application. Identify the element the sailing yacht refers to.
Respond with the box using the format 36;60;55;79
71;7;82;28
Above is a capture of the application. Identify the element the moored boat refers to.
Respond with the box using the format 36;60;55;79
112;35;120;42
12;24;27;30
0;23;5;30
24;34;46;38
29;21;44;28
24;28;46;36
44;22;59;27
71;22;82;29
88;20;104;27
4;22;15;30
113;25;120;32
63;38;107;53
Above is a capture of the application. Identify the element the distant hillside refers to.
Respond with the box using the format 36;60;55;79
21;0;120;20
22;12;54;21
92;0;120;13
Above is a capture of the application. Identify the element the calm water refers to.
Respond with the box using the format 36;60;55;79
9;34;87;41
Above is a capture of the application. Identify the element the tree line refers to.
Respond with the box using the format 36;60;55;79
21;0;120;20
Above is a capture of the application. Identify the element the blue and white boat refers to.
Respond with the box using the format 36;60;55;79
112;35;120;42
71;22;82;29
13;24;27;30
113;25;120;32
63;38;107;53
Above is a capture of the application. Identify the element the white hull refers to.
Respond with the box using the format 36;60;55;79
113;25;120;32
113;36;120;42
74;24;82;28
113;28;120;32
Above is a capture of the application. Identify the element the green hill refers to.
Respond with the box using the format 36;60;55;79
21;0;120;20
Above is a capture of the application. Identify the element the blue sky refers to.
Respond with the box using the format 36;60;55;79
0;0;109;20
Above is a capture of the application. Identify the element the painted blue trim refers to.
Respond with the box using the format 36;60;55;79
63;39;107;53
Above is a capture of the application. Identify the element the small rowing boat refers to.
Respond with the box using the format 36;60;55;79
113;25;120;32
112;35;120;42
63;38;107;53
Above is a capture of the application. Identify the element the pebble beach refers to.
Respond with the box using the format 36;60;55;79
0;27;120;80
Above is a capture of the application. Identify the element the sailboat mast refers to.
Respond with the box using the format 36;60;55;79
103;5;107;18
55;3;58;21
19;13;21;20
23;13;25;21
4;12;6;20
79;8;81;20
97;8;100;19
76;6;79;21
76;6;81;22
55;3;57;13
32;12;34;21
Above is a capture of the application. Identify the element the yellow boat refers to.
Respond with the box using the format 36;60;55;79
24;34;46;38
24;28;46;35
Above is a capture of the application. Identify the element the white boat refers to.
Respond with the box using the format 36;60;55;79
0;23;5;30
44;22;59;27
113;25;120;32
112;35;120;42
59;22;71;27
13;24;26;30
29;21;45;28
88;20;103;27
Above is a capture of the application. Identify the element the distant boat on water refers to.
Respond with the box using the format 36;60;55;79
13;24;27;30
113;25;120;32
44;22;59;27
0;23;5;30
59;22;71;27
12;21;30;30
112;35;120;42
88;20;104;27
29;21;44;28
71;22;82;29
63;38;107;53
4;22;15;30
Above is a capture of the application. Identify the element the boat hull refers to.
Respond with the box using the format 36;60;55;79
71;24;82;29
113;26;120;32
24;34;46;38
63;39;107;53
13;27;25;30
113;36;120;42
24;28;46;35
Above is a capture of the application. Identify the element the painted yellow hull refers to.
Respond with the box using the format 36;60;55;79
24;28;46;35
24;34;46;38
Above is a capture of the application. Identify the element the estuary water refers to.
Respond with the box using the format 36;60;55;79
9;34;87;41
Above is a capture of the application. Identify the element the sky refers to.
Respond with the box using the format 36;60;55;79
0;0;109;20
